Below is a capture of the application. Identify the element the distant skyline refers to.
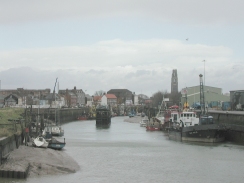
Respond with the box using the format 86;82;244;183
0;0;243;96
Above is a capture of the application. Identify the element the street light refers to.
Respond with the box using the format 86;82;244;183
202;60;206;86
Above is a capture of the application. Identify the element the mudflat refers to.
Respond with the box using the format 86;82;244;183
0;145;80;178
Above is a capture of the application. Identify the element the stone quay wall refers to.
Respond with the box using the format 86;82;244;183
209;111;244;143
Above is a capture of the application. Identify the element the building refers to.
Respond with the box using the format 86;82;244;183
180;85;230;108
107;89;133;104
4;94;19;107
101;94;117;106
59;86;86;107
171;69;178;94
85;94;93;106
93;96;102;106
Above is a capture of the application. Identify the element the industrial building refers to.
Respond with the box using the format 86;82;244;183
180;85;230;109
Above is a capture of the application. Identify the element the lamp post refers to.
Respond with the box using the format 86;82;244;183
202;60;206;86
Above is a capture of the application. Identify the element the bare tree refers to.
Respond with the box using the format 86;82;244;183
151;90;169;108
93;90;105;96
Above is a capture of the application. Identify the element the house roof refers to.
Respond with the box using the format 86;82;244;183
105;94;117;99
93;96;102;101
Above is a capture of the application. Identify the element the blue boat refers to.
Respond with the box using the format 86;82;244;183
47;137;66;150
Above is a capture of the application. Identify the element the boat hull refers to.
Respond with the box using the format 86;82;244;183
48;138;66;150
146;126;160;131
168;124;226;143
77;116;88;120
96;106;111;126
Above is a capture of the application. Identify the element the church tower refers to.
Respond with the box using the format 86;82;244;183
171;69;178;93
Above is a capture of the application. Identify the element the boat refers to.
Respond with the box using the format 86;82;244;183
153;97;169;130
42;126;66;150
51;125;64;136
140;118;149;127
77;116;88;120
47;137;66;150
32;136;49;148
146;125;161;131
168;74;226;143
96;105;111;126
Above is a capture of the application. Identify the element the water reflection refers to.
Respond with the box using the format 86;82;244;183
95;124;111;129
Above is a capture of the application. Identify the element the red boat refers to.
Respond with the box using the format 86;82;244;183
146;126;161;131
77;116;88;120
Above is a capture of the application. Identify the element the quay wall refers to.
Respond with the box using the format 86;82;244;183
209;111;244;144
0;134;29;179
0;134;23;165
28;107;90;124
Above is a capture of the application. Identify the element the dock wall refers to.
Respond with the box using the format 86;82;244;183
0;134;29;179
209;111;244;144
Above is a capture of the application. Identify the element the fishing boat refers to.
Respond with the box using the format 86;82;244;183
153;97;169;130
96;105;111;127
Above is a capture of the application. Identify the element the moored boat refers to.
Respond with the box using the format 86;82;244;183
77;116;88;120
51;125;64;136
47;137;66;150
32;136;49;148
168;108;226;143
96;105;111;127
168;74;226;143
146;125;161;131
140;118;149;127
181;115;226;143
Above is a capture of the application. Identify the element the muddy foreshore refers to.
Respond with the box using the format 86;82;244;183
0;145;80;178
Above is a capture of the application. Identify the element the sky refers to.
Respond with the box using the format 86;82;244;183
0;0;244;97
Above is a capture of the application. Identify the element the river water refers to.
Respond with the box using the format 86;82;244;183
4;116;244;183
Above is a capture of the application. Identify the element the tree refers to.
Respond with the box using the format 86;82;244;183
93;90;105;96
151;90;169;108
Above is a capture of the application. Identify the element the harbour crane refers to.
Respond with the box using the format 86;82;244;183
199;74;206;115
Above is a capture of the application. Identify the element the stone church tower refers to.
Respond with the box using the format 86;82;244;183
171;69;178;93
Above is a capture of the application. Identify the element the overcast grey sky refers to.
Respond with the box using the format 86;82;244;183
0;0;243;96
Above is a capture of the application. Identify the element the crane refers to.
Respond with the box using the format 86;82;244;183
199;74;206;115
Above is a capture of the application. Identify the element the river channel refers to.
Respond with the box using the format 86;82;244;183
4;116;244;183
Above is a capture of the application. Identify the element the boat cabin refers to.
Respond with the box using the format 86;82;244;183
169;111;199;127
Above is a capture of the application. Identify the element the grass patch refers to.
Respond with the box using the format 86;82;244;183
0;108;25;137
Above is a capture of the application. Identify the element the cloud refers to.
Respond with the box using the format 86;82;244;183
0;39;233;71
0;38;239;96
1;0;244;25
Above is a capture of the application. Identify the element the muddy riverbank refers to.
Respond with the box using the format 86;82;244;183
0;145;79;178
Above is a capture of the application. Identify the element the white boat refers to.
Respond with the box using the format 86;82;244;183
51;125;64;136
169;110;199;129
140;118;149;127
32;136;49;148
154;97;168;129
154;110;165;126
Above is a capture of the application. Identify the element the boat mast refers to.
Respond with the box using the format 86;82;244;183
52;78;58;125
199;74;205;115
